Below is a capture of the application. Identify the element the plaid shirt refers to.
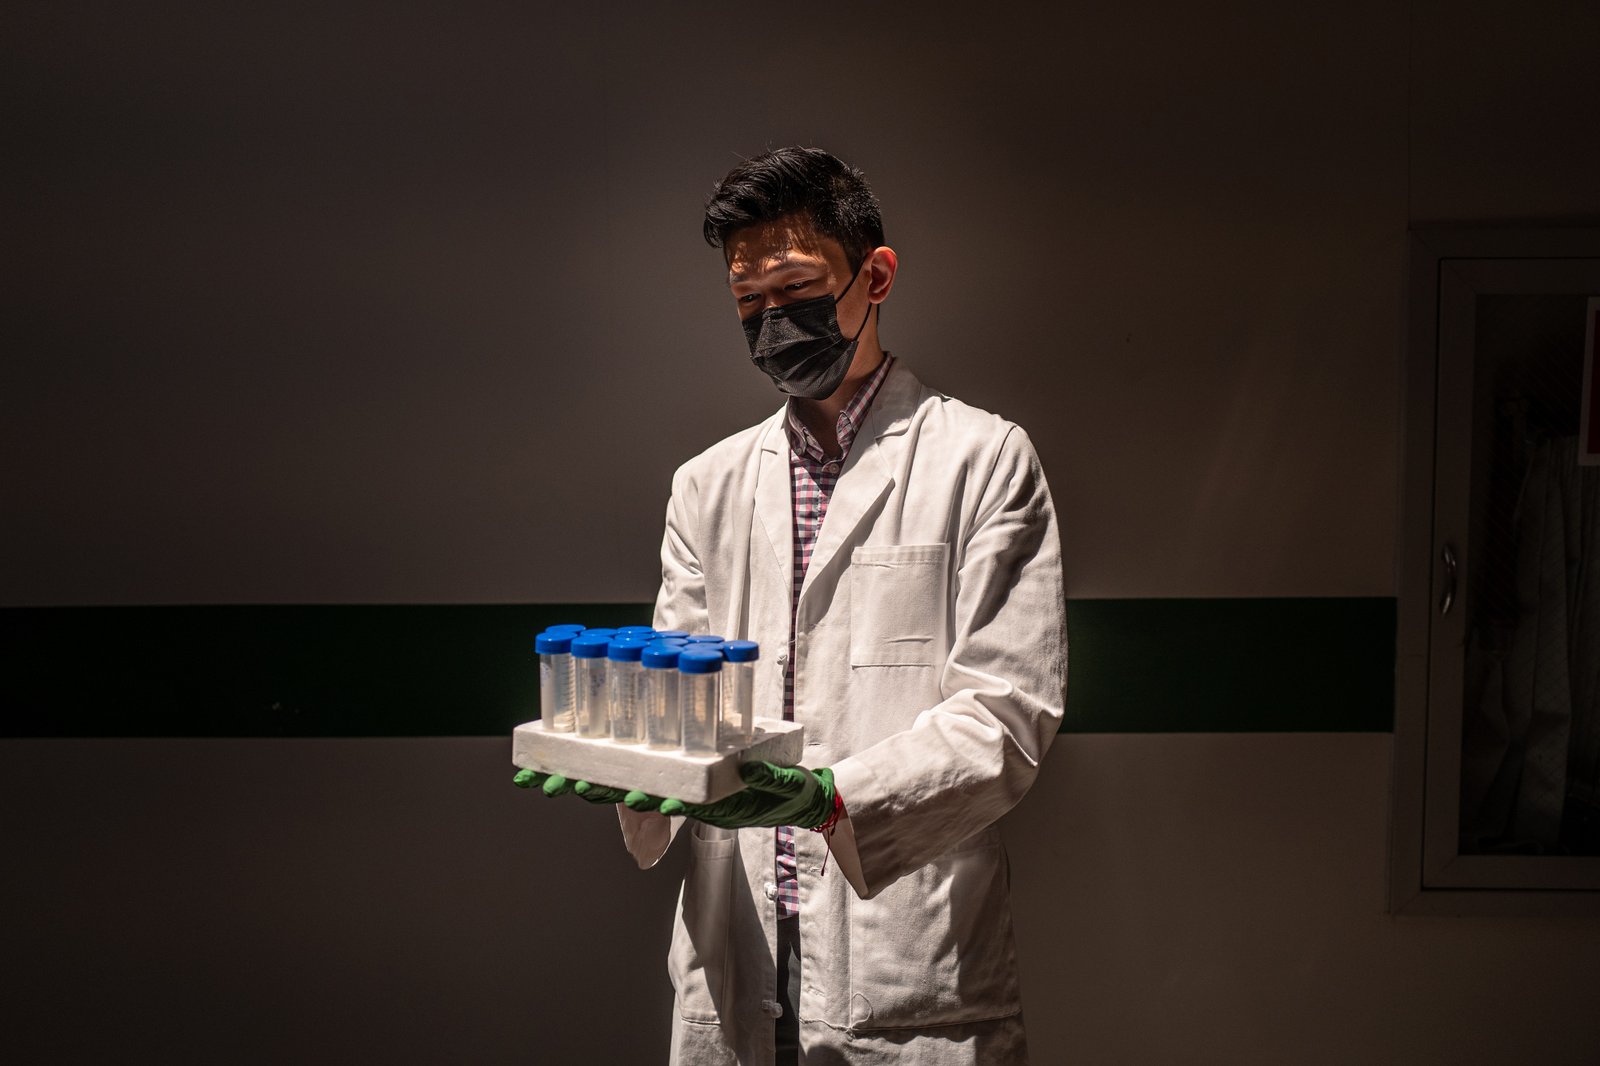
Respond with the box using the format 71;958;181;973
774;353;895;919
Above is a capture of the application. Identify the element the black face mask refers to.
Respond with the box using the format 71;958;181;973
741;266;872;400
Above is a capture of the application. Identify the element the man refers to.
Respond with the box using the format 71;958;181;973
530;147;1065;1064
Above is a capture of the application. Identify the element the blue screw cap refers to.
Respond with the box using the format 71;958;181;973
535;631;576;654
678;648;725;674
722;640;759;662
607;638;650;662
642;644;682;669
571;633;612;659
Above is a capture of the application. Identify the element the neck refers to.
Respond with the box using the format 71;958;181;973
791;343;886;454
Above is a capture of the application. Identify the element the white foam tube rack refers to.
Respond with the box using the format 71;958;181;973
512;717;804;804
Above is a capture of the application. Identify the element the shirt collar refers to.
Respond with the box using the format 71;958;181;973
784;353;895;462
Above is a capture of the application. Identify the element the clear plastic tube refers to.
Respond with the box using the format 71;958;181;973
608;658;646;744
535;630;579;733
719;641;759;749
538;650;576;732
679;650;722;755
574;654;609;738
644;661;680;749
721;659;753;749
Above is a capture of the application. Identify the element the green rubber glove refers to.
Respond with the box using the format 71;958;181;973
634;761;836;830
512;769;629;805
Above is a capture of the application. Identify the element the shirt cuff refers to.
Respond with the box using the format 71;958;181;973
820;807;868;898
617;804;680;869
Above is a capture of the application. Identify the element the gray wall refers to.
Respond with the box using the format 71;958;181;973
6;2;1600;1063
10;0;1444;605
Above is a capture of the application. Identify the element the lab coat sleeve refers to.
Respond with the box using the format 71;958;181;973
617;462;709;868
652;462;711;636
828;424;1066;898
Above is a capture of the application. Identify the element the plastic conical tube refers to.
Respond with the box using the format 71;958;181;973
721;640;758;749
678;648;723;754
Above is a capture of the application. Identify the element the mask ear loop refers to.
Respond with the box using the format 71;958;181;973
838;255;874;342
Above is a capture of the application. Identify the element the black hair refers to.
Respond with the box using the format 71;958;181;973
702;146;885;272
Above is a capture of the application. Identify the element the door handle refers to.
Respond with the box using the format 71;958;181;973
1439;545;1457;616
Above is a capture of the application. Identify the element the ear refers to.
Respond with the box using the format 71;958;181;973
866;246;899;303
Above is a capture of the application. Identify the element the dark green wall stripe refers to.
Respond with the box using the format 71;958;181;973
1062;597;1394;732
0;598;1393;738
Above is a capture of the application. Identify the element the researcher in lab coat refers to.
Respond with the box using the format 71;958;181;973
535;146;1065;1064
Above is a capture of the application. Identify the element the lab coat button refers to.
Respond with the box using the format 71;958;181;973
763;881;777;901
776;652;788;665
761;999;783;1018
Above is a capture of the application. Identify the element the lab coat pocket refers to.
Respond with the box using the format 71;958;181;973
846;829;1020;1030
849;543;948;667
668;824;738;1023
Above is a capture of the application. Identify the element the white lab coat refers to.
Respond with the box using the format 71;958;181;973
619;360;1066;1065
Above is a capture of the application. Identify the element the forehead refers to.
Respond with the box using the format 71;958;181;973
726;216;847;283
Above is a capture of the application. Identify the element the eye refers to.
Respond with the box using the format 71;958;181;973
785;280;810;291
737;292;759;303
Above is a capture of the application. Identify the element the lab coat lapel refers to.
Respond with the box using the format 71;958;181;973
752;413;792;596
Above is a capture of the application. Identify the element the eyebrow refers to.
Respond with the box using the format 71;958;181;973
728;260;819;285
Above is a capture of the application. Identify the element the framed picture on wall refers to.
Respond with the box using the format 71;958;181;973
1582;296;1600;465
